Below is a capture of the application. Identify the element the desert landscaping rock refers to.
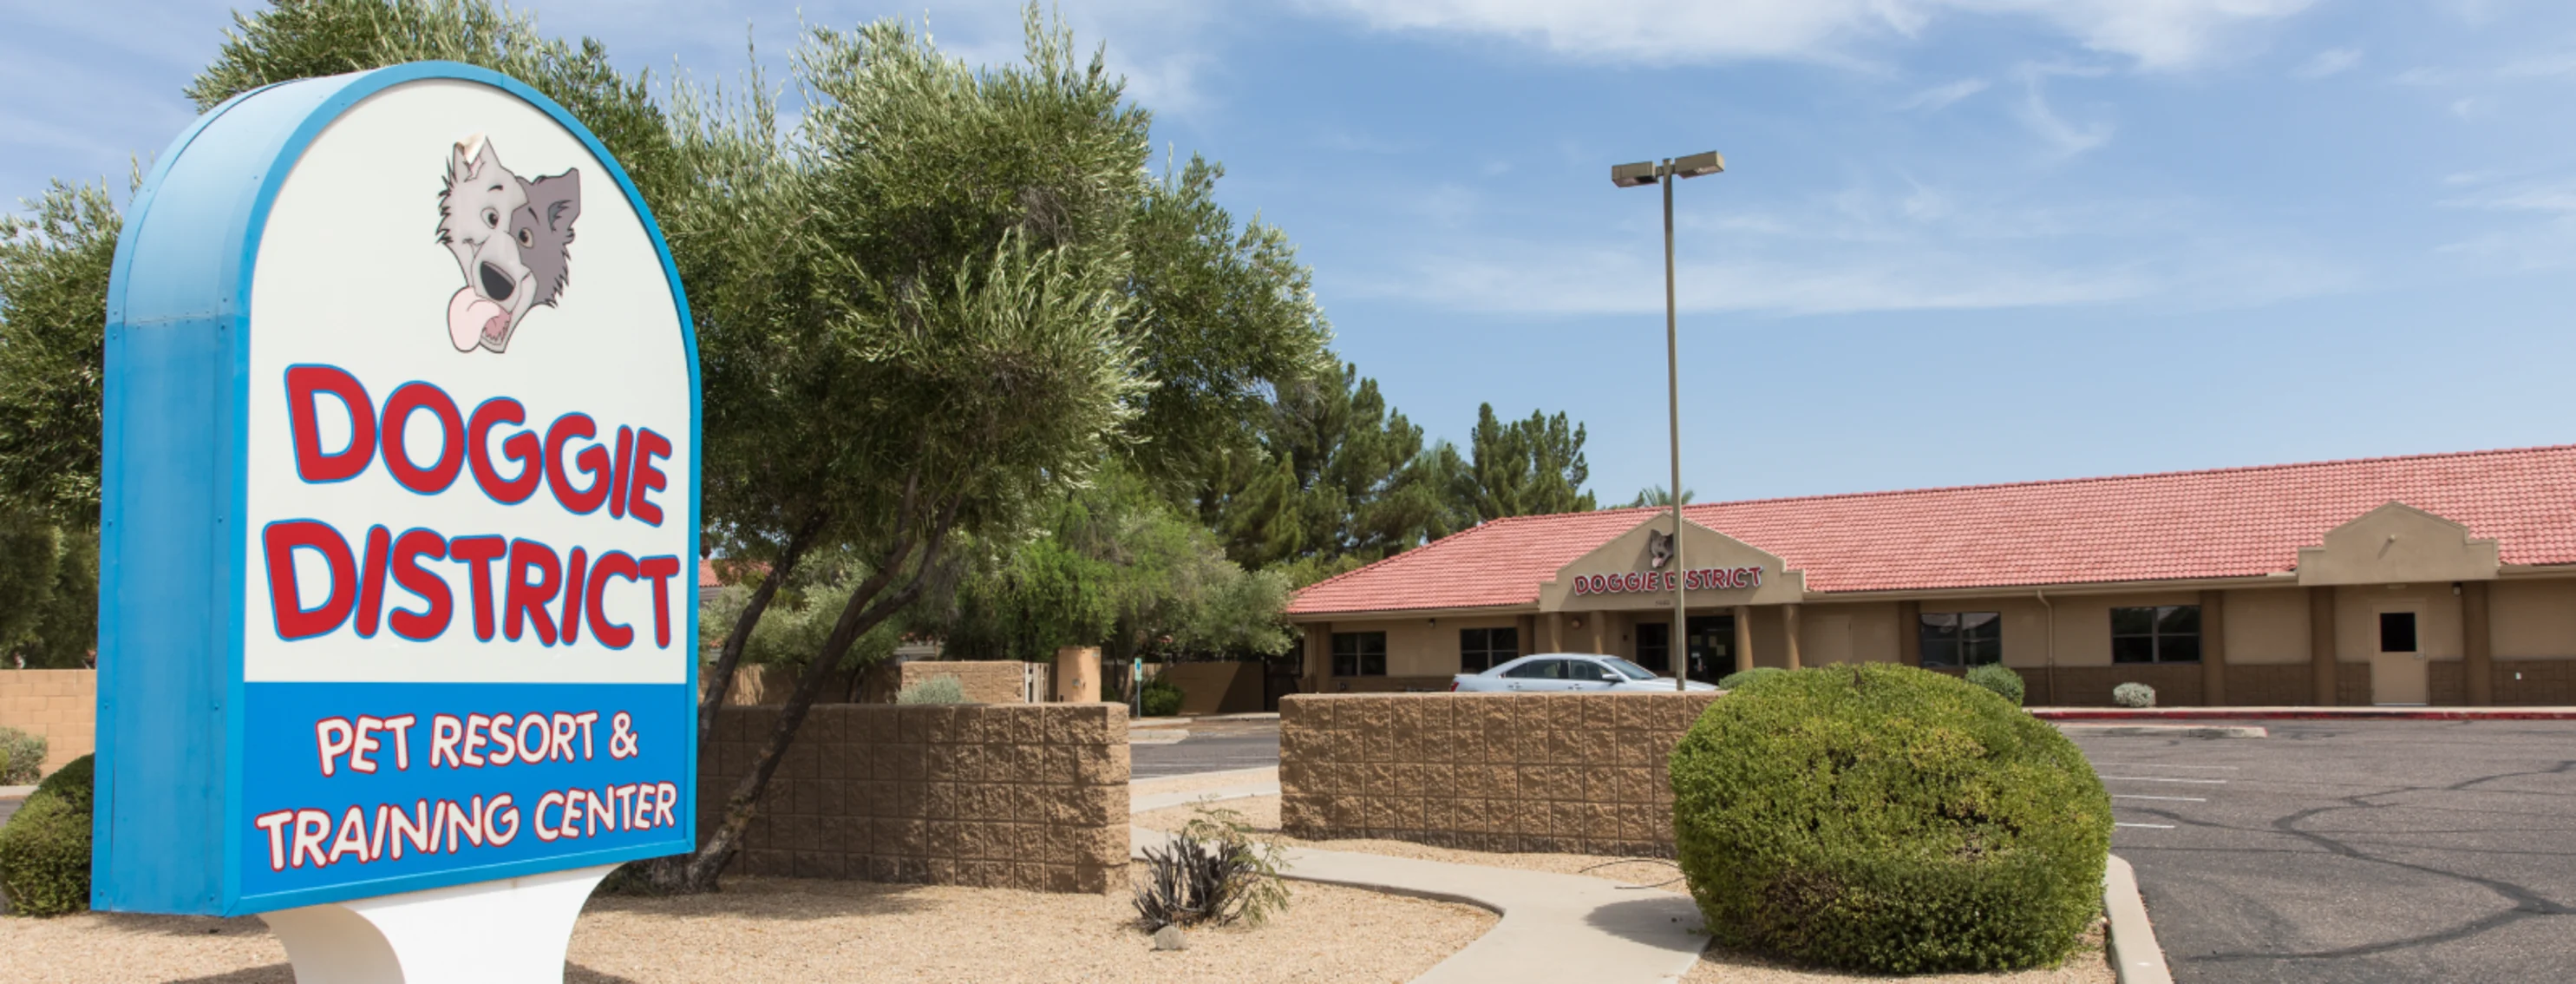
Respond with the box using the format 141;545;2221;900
1153;924;1189;950
0;869;1492;984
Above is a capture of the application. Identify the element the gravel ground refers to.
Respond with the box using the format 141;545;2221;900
0;867;1492;984
1135;794;2115;984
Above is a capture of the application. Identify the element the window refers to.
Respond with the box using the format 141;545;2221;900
2111;606;2200;664
1601;657;1659;680
1920;612;2002;667
2379;612;2417;653
1502;659;1565;679
1460;626;1520;673
1331;632;1386;677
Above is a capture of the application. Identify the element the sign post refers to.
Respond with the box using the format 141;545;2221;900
95;62;699;981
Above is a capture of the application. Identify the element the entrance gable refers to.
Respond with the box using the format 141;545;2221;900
2296;501;2501;586
1539;515;1806;612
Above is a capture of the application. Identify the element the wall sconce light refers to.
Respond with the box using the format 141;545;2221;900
1570;617;1585;629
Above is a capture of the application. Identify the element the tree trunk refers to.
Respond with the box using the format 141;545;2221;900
664;501;959;893
696;514;825;737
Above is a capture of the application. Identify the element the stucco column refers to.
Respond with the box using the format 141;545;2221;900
1589;613;1606;655
1547;613;1564;653
1898;600;1922;667
2463;581;2494;705
2308;587;2337;706
1303;624;1330;693
2200;590;2228;707
1516;613;1537;661
1782;604;1803;670
1732;606;1754;675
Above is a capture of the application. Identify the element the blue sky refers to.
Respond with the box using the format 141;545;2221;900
9;0;2576;505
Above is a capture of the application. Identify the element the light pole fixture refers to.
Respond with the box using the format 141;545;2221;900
1611;149;1723;691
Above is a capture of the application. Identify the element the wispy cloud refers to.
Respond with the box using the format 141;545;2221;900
1897;78;1988;111
2293;47;2362;79
1303;0;2318;70
2013;63;2115;158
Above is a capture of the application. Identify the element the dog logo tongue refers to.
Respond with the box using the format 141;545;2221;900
435;134;580;354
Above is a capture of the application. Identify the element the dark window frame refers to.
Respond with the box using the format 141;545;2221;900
1919;611;2003;667
2111;605;2202;665
1331;631;1387;677
1460;626;1520;673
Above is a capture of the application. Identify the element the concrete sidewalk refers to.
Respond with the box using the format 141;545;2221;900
1131;774;1705;984
2033;705;2576;721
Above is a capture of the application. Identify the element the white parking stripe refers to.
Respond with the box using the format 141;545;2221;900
2114;794;2207;802
2093;763;2239;771
2100;776;2228;784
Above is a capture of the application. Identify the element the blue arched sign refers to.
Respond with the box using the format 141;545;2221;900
95;62;700;915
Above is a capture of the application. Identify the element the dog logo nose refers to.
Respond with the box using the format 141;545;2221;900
478;261;516;302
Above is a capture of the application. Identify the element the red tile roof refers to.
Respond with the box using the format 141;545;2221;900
1288;444;2576;615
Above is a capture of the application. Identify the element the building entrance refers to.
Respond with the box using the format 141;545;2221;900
1636;614;1736;684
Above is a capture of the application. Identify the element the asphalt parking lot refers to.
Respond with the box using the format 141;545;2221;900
2070;720;2576;984
1129;718;1281;778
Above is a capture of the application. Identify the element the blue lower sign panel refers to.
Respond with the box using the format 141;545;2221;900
238;683;690;905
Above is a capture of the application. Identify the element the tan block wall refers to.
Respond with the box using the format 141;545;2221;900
1279;692;1720;857
0;670;95;773
702;702;1128;893
860;661;1030;705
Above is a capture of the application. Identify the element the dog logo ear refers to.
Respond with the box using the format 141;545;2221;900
529;169;581;236
448;134;493;185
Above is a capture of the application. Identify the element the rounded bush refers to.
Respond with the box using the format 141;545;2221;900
1140;676;1184;717
894;675;968;705
0;727;44;785
1669;666;2109;973
1965;664;2026;707
1716;666;1784;691
2112;682;2155;708
0;754;94;916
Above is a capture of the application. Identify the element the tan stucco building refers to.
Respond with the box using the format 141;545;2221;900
1285;445;2576;706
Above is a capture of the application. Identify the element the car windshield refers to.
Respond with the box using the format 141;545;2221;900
1599;658;1660;680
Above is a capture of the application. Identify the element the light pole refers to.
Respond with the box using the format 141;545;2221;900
1612;151;1723;692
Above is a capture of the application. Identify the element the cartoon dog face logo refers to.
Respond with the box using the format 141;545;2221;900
436;135;579;353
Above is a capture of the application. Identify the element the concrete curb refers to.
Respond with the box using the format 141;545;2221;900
2033;706;2576;721
1130;765;1279;793
1128;729;1190;745
2056;723;2268;738
1132;712;1279;729
1130;781;1703;984
2102;855;2172;984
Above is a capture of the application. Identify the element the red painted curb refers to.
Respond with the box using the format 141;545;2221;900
2031;707;2576;722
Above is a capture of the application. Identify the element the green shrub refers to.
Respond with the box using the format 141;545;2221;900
0;754;94;916
2112;682;2155;709
1965;664;2026;707
1139;676;1184;718
1668;666;2110;973
0;728;44;785
1716;666;1785;691
894;675;968;705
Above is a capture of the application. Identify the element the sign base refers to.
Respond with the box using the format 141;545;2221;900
259;863;615;982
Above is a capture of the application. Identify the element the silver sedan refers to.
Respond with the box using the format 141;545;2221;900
1450;653;1718;693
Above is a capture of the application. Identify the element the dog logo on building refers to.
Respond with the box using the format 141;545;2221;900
1647;528;1675;569
436;135;580;353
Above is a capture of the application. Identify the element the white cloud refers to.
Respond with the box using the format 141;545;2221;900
2292;47;2362;79
1897;78;1990;111
1303;0;2317;69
